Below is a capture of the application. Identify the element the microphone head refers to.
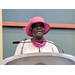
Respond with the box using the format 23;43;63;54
13;41;20;44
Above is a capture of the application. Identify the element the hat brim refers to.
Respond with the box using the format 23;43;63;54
26;22;50;37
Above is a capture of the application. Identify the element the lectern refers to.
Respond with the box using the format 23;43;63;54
0;53;75;65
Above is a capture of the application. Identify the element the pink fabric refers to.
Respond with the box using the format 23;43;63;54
32;38;46;48
23;27;26;33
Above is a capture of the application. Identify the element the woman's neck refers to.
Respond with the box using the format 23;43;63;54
31;37;43;43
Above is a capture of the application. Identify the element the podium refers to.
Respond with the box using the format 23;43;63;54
0;53;75;65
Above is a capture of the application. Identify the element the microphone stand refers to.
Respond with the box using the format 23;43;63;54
21;38;27;54
13;40;64;53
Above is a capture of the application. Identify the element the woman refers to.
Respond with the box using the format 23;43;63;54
15;16;59;55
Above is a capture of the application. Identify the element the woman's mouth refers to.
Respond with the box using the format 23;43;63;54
36;30;42;32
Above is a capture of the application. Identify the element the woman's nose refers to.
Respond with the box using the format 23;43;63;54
37;26;41;29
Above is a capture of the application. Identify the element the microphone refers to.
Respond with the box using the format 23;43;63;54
13;38;27;44
13;41;32;44
13;41;20;44
13;39;64;53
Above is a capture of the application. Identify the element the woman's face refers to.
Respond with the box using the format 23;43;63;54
31;22;45;38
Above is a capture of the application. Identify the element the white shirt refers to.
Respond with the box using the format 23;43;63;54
15;39;59;55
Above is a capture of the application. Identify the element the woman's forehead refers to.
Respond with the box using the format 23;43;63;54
32;22;44;27
34;22;43;25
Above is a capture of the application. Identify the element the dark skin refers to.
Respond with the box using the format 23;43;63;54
31;22;45;43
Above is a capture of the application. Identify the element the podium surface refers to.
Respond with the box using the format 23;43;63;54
0;53;75;65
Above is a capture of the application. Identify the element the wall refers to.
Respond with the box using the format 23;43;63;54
0;9;3;61
2;9;75;59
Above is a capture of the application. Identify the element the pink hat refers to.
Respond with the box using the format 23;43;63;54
23;16;50;37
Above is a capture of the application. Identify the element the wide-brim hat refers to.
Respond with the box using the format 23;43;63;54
23;16;50;37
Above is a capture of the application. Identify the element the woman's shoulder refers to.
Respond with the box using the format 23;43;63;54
46;39;54;44
21;39;31;42
17;39;31;47
25;39;31;42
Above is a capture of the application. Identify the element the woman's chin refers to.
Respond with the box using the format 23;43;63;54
36;32;43;36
